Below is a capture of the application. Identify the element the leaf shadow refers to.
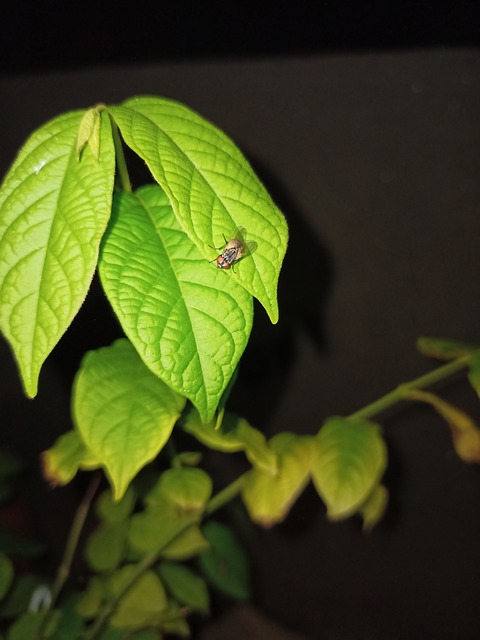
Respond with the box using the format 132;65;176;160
228;157;334;429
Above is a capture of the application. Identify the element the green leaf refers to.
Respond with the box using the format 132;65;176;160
0;574;45;618
41;430;101;487
198;521;250;601
96;488;136;524
76;107;102;160
417;336;480;361
72;339;186;500
85;521;129;572
468;351;480;397
158;561;209;614
75;577;105;618
182;409;278;475
99;185;253;423
150;468;212;512
6;610;60;640
0;109;115;397
128;500;199;555
311;417;388;521
241;433;313;527
109;97;288;324
0;554;13;601
360;484;389;532
108;566;167;629
160;525;209;561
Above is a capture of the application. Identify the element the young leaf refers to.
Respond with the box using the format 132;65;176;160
241;432;313;527
311;417;387;521
0;109;115;397
405;388;480;463
99;184;253;423
198;521;250;601
152;468;212;512
360;484;389;532
72;339;186;500
158;561;209;614
417;337;480;361
96;487;136;524
85;522;129;572
128;500;199;555
42;430;101;487
107;566;168;629
182;409;278;475
108;97;288;324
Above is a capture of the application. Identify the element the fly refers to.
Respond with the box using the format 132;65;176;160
211;226;256;270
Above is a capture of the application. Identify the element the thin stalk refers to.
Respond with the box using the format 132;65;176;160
83;515;197;640
111;119;132;193
37;472;101;639
205;473;247;516
348;354;471;422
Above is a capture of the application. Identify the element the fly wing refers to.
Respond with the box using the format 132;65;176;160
231;226;257;259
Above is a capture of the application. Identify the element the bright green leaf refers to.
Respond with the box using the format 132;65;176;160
241;432;313;527
108;566;167;629
198;521;250;601
76;107;102;160
109;97;288;324
0;109;115;397
99;185;253;423
158;561;209;614
41;430;101;487
72;339;186;500
182;409;278;475
311;417;387;521
0;554;13;601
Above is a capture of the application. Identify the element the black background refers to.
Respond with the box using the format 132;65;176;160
1;3;480;639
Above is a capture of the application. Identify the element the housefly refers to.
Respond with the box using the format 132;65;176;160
212;227;256;270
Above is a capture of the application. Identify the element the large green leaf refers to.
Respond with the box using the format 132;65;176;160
72;339;186;499
108;97;288;324
311;417;387;520
99;184;253;423
0;109;115;396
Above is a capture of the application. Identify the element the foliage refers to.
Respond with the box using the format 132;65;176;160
0;97;479;638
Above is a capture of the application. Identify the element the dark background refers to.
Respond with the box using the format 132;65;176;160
1;3;480;639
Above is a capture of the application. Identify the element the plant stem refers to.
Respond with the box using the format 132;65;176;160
83;515;197;640
110;118;132;193
348;355;471;422
37;472;101;639
205;473;247;516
